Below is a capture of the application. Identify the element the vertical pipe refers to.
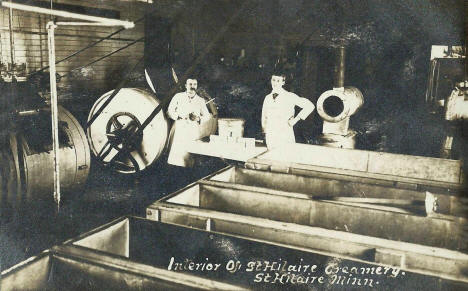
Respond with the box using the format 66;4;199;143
465;38;467;82
38;15;44;69
334;46;346;88
47;21;60;209
8;1;16;70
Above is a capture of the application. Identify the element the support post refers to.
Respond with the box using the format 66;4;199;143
47;21;60;208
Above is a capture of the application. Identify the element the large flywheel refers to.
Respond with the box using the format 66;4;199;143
87;88;169;174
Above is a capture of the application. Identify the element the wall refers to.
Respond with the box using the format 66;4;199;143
147;0;465;157
0;0;148;99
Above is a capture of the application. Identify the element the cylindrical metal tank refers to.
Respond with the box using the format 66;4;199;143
87;88;169;174
18;106;90;201
316;86;364;123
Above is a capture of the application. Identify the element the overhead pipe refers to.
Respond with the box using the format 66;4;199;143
2;2;134;28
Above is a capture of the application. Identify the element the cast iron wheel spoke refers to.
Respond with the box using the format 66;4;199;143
108;144;140;173
111;115;123;130
96;140;113;162
126;154;140;173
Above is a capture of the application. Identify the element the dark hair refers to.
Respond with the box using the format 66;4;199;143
185;78;198;83
271;73;286;81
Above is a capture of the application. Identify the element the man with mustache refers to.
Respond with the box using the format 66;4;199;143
167;78;211;167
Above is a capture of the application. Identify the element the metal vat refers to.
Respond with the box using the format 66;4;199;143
3;216;466;290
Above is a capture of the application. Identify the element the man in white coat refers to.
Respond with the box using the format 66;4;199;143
261;74;315;149
167;78;211;167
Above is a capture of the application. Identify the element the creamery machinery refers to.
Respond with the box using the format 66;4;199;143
0;32;91;209
86;87;217;174
0;1;147;208
425;45;467;159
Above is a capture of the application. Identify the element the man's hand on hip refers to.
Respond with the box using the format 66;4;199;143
288;116;299;127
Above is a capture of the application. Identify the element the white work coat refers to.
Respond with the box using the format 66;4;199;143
167;92;210;167
261;89;314;149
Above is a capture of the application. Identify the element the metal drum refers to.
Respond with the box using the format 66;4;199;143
19;106;90;201
87;88;169;174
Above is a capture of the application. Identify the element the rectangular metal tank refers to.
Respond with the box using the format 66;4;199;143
1;217;246;291
3;216;467;290
206;165;465;216
149;175;465;250
0;250;241;291
246;144;464;190
147;180;468;285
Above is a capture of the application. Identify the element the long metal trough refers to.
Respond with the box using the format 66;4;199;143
4;144;466;290
206;165;466;217
3;216;467;290
149;169;466;250
146;150;468;286
1;217;247;291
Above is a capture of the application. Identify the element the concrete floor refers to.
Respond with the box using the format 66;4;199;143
0;154;227;271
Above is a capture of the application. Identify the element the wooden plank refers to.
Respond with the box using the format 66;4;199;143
188;140;267;162
200;183;312;225
257;143;370;172
72;219;129;257
0;252;52;290
368;151;462;184
250;144;463;186
247;158;463;191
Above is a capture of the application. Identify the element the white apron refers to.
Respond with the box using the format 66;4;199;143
167;119;199;167
262;89;314;150
263;95;296;149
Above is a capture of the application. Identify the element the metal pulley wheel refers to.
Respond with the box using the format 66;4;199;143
18;106;91;201
196;88;218;139
87;88;169;174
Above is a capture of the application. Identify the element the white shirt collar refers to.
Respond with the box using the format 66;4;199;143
185;91;197;99
271;88;286;98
